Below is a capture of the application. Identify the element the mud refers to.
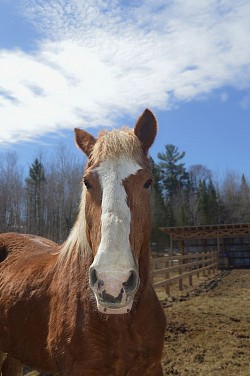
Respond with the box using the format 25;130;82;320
162;269;250;376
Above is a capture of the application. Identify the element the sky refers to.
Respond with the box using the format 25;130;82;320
0;0;250;179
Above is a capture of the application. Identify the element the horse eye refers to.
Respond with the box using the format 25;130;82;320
83;177;92;190
144;179;153;189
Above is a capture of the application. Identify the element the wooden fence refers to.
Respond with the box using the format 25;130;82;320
150;251;219;296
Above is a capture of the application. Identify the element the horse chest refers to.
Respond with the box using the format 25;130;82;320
82;323;149;375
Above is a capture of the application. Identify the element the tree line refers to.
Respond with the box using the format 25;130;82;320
0;143;250;246
0;147;82;243
151;145;250;248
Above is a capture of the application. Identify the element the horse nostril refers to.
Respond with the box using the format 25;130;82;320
89;267;98;288
123;270;138;294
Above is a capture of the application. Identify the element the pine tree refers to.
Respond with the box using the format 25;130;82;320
25;158;46;235
157;144;189;226
157;144;189;199
198;180;209;225
207;179;218;224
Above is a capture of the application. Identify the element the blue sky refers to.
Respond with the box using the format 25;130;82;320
1;0;250;179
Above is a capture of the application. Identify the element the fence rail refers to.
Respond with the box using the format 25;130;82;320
150;251;219;295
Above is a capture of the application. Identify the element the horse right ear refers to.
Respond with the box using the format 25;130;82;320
74;129;96;157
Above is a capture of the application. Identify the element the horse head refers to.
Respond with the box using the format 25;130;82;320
75;109;157;314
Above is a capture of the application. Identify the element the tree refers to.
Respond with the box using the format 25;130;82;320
197;179;219;225
239;174;250;222
157;144;189;199
187;165;214;226
45;145;82;242
221;171;241;223
207;179;218;224
150;158;169;250
198;180;209;225
156;144;189;226
0;152;24;232
25;158;46;235
189;164;212;190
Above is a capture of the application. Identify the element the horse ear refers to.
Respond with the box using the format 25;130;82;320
74;128;96;157
134;109;158;154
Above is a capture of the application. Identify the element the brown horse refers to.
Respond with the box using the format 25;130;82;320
0;109;166;376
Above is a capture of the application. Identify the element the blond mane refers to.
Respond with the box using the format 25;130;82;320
58;186;91;263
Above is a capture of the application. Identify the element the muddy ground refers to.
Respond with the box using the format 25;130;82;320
161;269;250;376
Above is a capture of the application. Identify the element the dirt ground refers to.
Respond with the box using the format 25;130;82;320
161;269;250;376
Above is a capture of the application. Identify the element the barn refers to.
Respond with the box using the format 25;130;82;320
160;223;250;268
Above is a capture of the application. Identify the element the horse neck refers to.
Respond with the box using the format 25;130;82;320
56;241;93;287
138;240;151;287
48;244;93;352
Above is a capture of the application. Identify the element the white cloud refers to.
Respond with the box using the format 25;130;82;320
1;0;250;144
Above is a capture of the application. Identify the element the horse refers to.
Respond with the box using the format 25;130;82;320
0;109;166;376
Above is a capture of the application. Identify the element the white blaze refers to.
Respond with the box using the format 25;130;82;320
93;157;141;272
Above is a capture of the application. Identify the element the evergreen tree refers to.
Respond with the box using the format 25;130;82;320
25;158;46;235
157;144;189;199
156;144;189;227
177;198;187;226
197;179;218;225
207;179;218;224
150;158;169;250
198;180;209;225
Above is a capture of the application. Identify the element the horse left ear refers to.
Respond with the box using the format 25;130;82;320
134;109;158;154
74;128;96;157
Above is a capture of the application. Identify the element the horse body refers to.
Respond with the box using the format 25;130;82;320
0;233;57;372
0;109;166;375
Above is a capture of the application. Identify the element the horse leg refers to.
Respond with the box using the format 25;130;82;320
2;354;23;376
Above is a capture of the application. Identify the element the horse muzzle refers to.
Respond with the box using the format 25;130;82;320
89;267;139;314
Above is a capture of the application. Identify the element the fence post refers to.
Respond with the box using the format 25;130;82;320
212;251;216;274
217;235;220;271
189;255;193;287
165;259;170;295
178;240;184;291
197;253;200;278
150;259;154;284
202;252;206;277
208;251;211;275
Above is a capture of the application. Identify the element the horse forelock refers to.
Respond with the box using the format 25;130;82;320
90;127;144;166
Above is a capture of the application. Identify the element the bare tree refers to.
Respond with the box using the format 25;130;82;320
0;151;24;232
45;145;83;242
239;174;250;222
221;171;243;223
189;164;212;189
